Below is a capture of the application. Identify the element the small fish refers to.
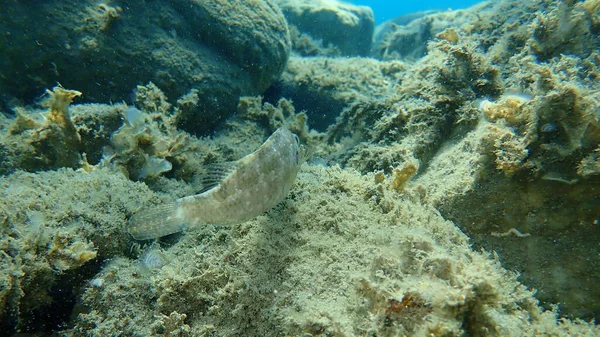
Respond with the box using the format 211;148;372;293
127;128;302;240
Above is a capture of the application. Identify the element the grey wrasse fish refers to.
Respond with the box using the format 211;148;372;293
127;128;302;240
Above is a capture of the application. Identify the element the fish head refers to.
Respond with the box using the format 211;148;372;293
270;127;303;170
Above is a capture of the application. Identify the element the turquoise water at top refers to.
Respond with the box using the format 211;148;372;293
347;0;484;23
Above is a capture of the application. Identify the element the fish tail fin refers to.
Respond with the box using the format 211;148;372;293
127;202;186;240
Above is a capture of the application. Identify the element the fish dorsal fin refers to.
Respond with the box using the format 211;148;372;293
197;161;239;194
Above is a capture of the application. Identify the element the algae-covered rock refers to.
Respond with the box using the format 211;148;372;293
275;0;374;57
0;85;91;174
302;0;600;320
0;168;153;333
1;0;600;335
0;0;291;135
268;56;407;130
63;165;599;337
371;9;442;56
370;3;496;61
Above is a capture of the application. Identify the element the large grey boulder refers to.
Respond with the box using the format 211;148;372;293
0;0;290;134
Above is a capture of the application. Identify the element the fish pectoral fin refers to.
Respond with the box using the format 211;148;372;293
197;161;239;193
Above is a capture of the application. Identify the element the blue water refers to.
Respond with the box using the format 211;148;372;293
347;0;484;23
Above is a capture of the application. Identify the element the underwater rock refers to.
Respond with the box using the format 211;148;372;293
303;0;599;320
268;56;406;131
0;85;84;174
372;9;442;51
275;0;374;56
529;0;600;61
2;0;600;335
64;165;600;337
370;4;490;61
0;168;153;333
104;102;195;182
0;0;291;135
236;96;312;144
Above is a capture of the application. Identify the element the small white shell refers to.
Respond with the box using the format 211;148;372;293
142;249;168;270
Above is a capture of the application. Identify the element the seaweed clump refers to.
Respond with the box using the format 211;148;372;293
0;168;151;334
1;85;83;173
98;83;200;183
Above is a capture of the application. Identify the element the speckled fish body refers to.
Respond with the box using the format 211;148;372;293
127;128;302;240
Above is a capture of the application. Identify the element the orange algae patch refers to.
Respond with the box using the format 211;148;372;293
478;94;532;125
44;85;82;130
392;162;418;192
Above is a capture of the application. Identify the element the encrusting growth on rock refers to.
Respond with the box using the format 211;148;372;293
0;84;84;172
44;85;83;139
392;161;418;192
